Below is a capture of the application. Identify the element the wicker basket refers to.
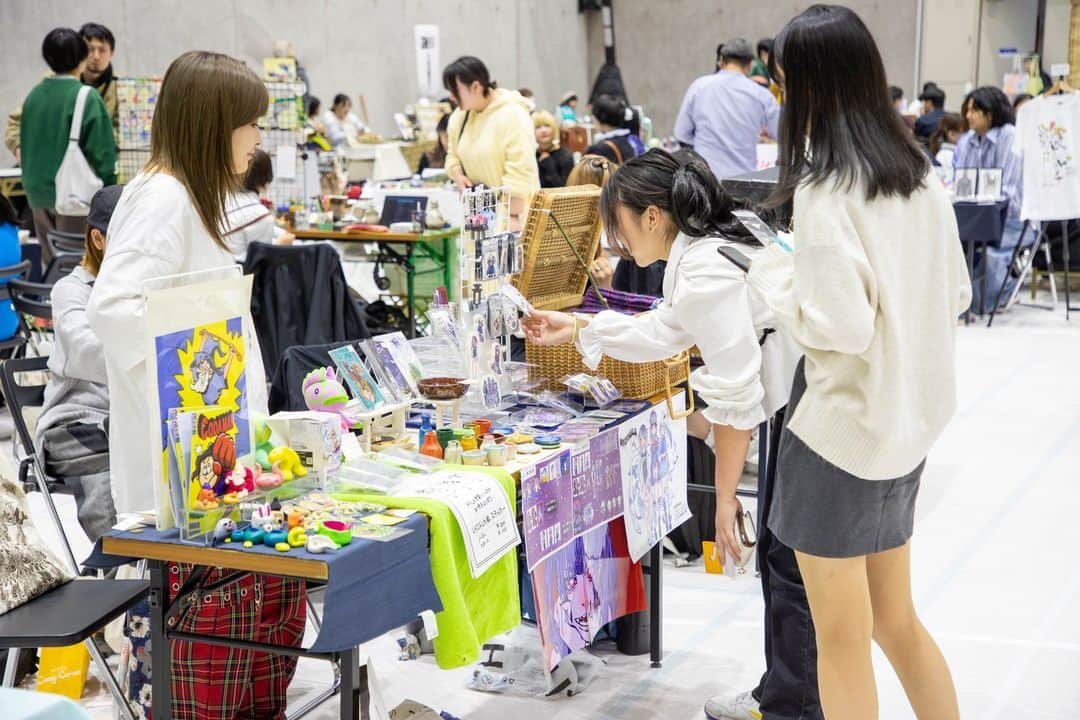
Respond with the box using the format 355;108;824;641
516;187;691;407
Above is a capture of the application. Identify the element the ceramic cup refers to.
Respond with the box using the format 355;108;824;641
504;442;517;461
486;444;507;466
473;419;492;436
462;449;486;466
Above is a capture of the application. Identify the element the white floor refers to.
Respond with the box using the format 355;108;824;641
14;295;1080;719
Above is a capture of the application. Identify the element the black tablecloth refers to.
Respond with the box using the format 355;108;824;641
953;200;1009;248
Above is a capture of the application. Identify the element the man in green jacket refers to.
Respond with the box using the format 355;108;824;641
20;27;116;260
5;22;120;163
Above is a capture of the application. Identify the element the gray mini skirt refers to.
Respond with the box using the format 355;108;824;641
768;359;924;559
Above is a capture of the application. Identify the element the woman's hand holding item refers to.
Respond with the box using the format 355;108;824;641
521;310;577;346
452;170;474;193
714;494;744;568
590;255;614;288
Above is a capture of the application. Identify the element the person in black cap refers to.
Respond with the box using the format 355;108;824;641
35;183;122;544
914;83;946;141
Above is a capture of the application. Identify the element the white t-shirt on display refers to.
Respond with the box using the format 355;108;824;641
1014;93;1080;221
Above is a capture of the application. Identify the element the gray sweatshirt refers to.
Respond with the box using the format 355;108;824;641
35;265;110;452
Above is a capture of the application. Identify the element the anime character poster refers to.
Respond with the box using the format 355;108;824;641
617;395;690;562
531;517;647;672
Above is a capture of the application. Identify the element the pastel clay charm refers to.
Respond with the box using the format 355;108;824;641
263;530;288;547
274;542;291;552
254;421;275;471
318;520;353;547
253;464;284;489
243;541;254;548
287;526;307;548
305;534;339;554
268;447;308;481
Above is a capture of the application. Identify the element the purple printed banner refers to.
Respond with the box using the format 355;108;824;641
521;450;573;572
572;427;624;537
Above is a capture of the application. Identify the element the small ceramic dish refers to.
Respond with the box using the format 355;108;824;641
417;377;469;400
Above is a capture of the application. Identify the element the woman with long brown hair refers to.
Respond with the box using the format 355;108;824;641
88;51;304;719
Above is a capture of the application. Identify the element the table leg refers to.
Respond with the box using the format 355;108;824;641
149;560;172;720
1062;221;1072;320
966;236;975;323
442;236;452;294
406;245;416;338
649;542;663;668
339;647;361;720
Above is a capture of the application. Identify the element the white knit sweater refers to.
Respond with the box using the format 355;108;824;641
748;173;972;480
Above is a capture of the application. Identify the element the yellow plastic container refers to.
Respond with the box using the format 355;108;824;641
36;642;90;699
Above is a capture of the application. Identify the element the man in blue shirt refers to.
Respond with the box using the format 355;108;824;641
952;86;1024;311
674;37;779;180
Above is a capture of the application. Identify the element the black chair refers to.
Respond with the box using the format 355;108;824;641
45;229;85;257
7;278;52;355
0;356;139;718
43;253;82;285
0;260;32;360
0;356;75;569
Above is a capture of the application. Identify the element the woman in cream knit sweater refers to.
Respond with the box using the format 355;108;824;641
746;6;971;720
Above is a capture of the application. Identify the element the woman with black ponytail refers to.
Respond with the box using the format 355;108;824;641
523;146;801;578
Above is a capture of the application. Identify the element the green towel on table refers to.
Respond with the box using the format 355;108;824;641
334;464;520;669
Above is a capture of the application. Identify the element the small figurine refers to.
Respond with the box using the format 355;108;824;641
250;502;272;528
254;421;275;471
302;367;355;433
268;447;307;481
221;465;255;504
305;534;339;554
253;464;284;489
261;502;288;547
212;518;237;544
194;485;219;510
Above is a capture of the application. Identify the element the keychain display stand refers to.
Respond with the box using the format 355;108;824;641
351;399;413;452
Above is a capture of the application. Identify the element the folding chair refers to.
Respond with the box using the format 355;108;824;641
0;260;31;360
45;230;85;257
43;254;81;286
0;356;137;719
7;278;52;356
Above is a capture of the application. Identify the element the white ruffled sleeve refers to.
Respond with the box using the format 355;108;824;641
576;243;768;431
674;252;767;430
576;300;695;370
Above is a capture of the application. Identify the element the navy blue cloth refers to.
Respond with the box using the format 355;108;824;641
954;200;1009;249
86;513;442;653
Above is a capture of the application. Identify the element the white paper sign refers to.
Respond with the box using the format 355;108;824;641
276;144;297;180
400;470;520;578
617;394;691;561
414;25;440;99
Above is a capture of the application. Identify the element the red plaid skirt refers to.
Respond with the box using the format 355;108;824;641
165;563;307;720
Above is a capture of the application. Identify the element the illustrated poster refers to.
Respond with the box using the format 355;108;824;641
575;427;624;536
531;517;646;672
617;395;690;561
144;270;257;530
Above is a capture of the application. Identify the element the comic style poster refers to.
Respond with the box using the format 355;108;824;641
521;450;573;572
531;517;646;672
617;395;690;562
155;320;249;522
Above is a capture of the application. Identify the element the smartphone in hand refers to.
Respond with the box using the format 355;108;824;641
717;245;752;273
732;210;792;252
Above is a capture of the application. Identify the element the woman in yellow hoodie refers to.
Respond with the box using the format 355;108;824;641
443;56;540;231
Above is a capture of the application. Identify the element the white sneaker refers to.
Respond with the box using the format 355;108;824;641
704;689;762;720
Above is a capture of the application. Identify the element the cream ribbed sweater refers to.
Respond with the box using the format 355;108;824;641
748;173;972;480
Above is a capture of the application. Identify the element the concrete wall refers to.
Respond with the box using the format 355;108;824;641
0;0;590;164
976;0;1041;86
919;0;981;112
1042;0;1072;69
584;1;920;137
